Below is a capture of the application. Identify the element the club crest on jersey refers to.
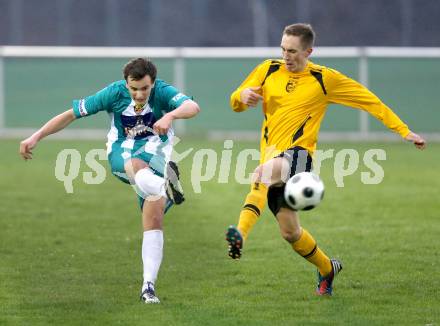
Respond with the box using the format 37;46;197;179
286;77;298;93
134;103;144;115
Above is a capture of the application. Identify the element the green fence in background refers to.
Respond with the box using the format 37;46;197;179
3;55;439;134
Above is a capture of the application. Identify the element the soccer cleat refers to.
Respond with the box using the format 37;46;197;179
140;282;160;304
316;259;343;296
226;225;243;260
165;161;185;205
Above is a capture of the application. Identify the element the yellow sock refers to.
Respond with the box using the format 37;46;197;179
292;228;332;276
237;183;268;240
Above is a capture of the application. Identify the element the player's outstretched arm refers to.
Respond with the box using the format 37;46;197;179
19;109;77;160
153;100;200;135
405;131;426;150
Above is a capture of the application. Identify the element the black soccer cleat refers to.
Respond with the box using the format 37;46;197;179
165;161;185;205
226;225;243;260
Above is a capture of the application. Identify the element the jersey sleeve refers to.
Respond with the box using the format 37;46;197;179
158;83;192;113
325;68;410;138
72;83;119;119
230;60;269;112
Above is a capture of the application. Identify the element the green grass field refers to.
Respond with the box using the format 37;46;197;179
1;139;439;325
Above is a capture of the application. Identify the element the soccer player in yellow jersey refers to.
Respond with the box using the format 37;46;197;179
225;23;426;296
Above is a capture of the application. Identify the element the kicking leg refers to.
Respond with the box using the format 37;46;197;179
276;205;342;296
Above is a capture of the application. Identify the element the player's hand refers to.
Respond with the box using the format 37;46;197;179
153;114;173;135
240;86;263;107
19;135;39;160
405;131;426;150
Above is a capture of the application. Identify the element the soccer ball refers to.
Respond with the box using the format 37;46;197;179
284;172;324;211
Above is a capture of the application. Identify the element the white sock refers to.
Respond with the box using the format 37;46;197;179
142;230;164;287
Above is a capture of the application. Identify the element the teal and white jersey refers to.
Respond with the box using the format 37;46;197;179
72;79;191;180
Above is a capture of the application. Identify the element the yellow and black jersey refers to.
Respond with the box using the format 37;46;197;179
230;59;410;163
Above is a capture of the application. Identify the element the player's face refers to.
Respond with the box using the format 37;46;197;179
126;75;154;106
280;34;313;73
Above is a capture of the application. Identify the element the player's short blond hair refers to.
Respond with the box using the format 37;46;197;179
283;23;315;49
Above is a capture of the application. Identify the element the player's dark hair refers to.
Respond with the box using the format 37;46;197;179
283;23;315;49
123;58;157;82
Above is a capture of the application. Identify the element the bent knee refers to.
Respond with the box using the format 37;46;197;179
280;228;302;243
135;168;165;197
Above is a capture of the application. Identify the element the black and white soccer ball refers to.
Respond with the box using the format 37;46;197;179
284;172;324;211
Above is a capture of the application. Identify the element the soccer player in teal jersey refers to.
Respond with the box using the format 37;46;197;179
19;58;200;304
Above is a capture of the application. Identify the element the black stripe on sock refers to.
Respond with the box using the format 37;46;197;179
243;204;261;216
302;244;318;259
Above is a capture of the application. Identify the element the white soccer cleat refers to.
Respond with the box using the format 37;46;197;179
140;282;160;304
